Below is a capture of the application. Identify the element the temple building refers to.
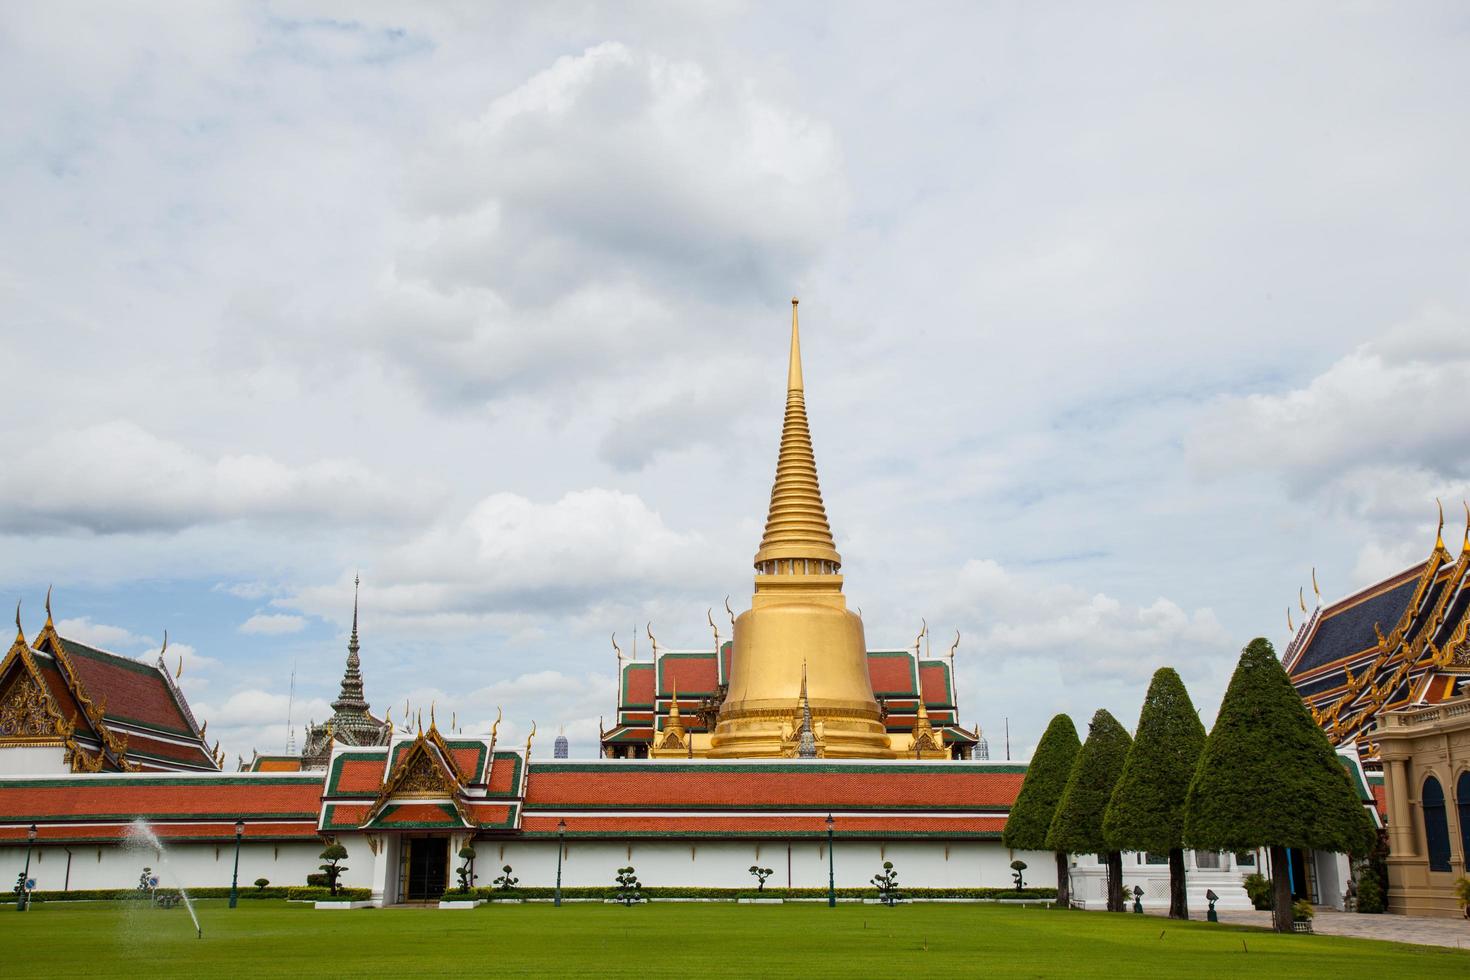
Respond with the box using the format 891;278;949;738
0;596;219;774
1286;505;1470;764
0;301;1259;908
601;300;980;761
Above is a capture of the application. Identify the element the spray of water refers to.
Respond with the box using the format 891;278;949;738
124;819;202;939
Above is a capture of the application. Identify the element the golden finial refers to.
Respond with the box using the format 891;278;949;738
1462;501;1470;553
754;299;841;572
451;711;456;730
1312;567;1321;604
707;608;719;648
914;618;927;657
491;706;502;742
647;621;658;658
525;720;537;756
200;720;207;737
1287;607;1294;633
385;705;392;727
14;599;22;642
430;702;437;731
949;630;960;660
724;596;736;629
416;709;422;734
1435;497;1445;551
1299;587;1307;614
788;297;803;392
668;671;680;721
44;585;53;628
612;632;622;663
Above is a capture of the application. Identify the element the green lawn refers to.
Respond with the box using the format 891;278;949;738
9;899;1466;978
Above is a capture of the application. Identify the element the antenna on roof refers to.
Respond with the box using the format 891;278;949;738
284;660;298;755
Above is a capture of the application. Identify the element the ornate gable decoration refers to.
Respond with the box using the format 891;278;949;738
0;663;69;743
364;725;470;827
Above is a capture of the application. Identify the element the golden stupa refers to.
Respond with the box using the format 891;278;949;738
706;300;897;759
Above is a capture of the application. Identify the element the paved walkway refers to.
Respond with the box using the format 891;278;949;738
1146;906;1470;950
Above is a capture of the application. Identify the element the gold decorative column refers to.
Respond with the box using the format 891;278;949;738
709;300;893;759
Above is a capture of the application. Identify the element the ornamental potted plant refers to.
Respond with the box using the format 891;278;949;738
1291;899;1314;933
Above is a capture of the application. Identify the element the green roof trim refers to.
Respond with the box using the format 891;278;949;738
867;650;919;697
657;652;719;698
325;751;389;796
917;659;955;705
620;662;655;709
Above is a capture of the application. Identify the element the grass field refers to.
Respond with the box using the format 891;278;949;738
10;899;1467;978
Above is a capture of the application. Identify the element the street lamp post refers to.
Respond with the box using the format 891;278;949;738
555;820;566;907
17;824;37;912
228;820;244;909
825;813;835;908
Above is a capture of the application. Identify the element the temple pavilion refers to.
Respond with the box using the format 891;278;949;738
1286;504;1470;765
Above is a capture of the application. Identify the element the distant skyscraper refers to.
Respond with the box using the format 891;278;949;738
554;732;569;759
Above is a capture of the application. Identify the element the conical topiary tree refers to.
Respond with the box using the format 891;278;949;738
1048;709;1132;912
1103;667;1206;920
1001;713;1081;906
1184;638;1375;933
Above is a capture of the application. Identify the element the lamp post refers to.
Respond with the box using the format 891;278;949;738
555;819;566;907
825;813;835;908
17;824;37;912
228;819;244;909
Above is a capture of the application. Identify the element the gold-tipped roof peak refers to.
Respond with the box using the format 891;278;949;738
754;299;841;569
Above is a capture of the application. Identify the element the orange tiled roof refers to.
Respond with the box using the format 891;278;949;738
0;820;318;844
521;813;1006;837
0;775;324;823
524;763;1022;810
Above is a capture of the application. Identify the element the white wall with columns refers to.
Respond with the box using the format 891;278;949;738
0;840;371;894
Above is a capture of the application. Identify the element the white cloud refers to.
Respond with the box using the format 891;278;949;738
286;487;715;626
0;421;439;534
1187;307;1470;501
239;613;307;636
54;617;149;651
942;558;1233;687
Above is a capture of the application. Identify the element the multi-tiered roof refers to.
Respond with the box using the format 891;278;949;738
1286;505;1470;762
0;596;218;772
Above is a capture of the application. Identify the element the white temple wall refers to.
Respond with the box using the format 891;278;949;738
0;841;370;893
465;839;1055;891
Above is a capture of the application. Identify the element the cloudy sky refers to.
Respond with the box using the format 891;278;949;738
3;3;1468;763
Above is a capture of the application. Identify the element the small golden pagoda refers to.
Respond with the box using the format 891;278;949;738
705;299;920;758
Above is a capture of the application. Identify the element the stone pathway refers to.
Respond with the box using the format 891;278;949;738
1146;906;1470;950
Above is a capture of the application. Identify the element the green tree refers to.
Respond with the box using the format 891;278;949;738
1048;709;1132;912
1002;713;1081;906
1103;667;1206;920
1184;638;1375;932
318;843;348;897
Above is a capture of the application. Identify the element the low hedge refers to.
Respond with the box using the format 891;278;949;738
464;886;1057;901
285;887;372;902
1;886;294;904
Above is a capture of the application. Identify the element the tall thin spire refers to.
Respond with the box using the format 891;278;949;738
796;661;818;758
332;574;367;713
754;298;841;571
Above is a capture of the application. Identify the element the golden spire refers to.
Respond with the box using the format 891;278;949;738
44;585;53;629
754;298;842;570
668;671;680;721
14;599;23;645
1435;497;1445;552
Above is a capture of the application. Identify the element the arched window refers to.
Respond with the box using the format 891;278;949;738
1457;772;1470;871
1422;776;1451;872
